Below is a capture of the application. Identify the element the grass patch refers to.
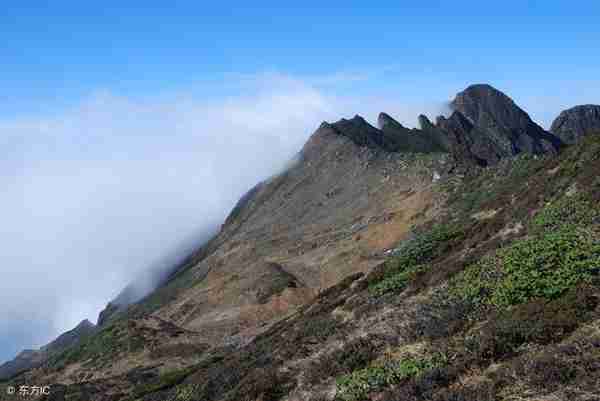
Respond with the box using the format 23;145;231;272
369;264;428;296
446;154;546;217
133;366;197;398
167;384;202;401
295;315;340;341
335;356;446;401
368;223;464;296
464;285;598;361
305;336;381;385
48;322;145;370
451;224;599;309
492;228;599;306
530;194;599;233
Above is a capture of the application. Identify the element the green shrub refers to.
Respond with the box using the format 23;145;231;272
446;154;545;216
48;323;146;370
530;194;598;233
449;257;501;308
450;227;599;308
133;366;197;398
306;336;381;384
335;356;445;401
369;264;427;296
492;228;599;306
296;315;339;340
369;224;464;295
168;384;201;401
465;286;597;361
390;224;464;269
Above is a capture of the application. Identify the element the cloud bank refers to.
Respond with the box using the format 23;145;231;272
0;72;451;363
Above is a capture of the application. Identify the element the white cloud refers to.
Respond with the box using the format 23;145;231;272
0;71;450;362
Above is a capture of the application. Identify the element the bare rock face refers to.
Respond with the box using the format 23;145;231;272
326;115;389;150
377;112;449;154
436;111;505;166
550;105;600;144
416;84;563;166
451;84;562;157
376;111;398;130
316;113;452;156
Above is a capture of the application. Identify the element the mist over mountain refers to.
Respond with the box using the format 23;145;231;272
0;73;454;364
2;81;599;401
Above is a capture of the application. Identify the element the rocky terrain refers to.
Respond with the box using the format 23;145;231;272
1;84;599;401
551;104;600;144
0;320;95;381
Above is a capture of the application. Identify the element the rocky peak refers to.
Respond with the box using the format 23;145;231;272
41;319;96;354
321;113;451;154
451;84;562;156
451;84;524;127
377;112;403;130
418;114;434;130
550;104;600;144
75;319;95;331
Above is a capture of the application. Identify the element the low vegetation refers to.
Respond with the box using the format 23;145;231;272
451;194;600;309
335;355;446;401
17;135;600;401
48;322;145;370
132;366;197;399
368;223;464;296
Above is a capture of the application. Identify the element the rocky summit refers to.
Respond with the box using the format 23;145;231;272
451;84;562;155
2;84;600;401
551;104;600;144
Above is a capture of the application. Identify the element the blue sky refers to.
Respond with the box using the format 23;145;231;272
2;1;599;119
1;1;599;364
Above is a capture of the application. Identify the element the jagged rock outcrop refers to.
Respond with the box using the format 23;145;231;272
435;111;506;166
0;320;95;380
450;84;562;158
377;112;449;153
416;84;563;166
324;115;392;150
550;104;600;144
324;113;450;155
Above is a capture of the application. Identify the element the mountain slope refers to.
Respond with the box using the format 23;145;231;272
0;320;95;381
1;84;598;401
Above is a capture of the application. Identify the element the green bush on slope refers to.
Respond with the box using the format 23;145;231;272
133;366;197;399
335;356;445;401
530;194;598;233
369;224;464;296
451;194;600;308
48;323;144;370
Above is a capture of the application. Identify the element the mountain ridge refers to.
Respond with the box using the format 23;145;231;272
3;84;599;401
0;320;96;381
